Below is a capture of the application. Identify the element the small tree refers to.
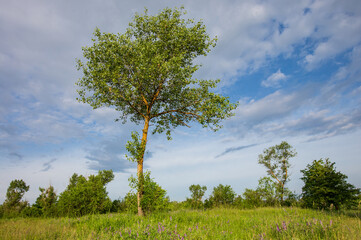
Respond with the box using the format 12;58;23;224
3;179;29;217
242;188;262;208
258;141;297;203
208;184;235;207
256;176;279;206
57;170;114;216
187;184;207;209
76;7;237;216
301;158;360;210
34;185;57;217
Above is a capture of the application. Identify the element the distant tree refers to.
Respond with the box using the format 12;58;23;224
125;171;169;214
242;188;262;208
110;199;126;213
301;158;360;210
256;176;279;206
57;170;114;216
3;179;29;217
209;184;235;207
187;184;207;209
34;185;57;217
76;7;237;216
258;141;297;203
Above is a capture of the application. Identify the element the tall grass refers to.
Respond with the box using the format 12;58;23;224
1;207;360;239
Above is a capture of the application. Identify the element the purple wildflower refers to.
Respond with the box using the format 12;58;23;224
330;219;332;226
282;221;287;230
276;224;281;232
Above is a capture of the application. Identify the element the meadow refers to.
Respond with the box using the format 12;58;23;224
0;207;360;239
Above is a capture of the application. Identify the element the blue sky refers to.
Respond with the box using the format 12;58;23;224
1;0;360;203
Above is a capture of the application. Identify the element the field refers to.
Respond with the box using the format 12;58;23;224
0;208;360;239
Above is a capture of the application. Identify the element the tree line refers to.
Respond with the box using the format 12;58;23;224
1;141;359;218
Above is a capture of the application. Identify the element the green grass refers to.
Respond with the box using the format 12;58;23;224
0;208;360;239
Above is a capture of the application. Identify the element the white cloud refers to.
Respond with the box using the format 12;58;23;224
262;69;288;88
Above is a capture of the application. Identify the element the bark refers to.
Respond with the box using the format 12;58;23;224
137;118;149;216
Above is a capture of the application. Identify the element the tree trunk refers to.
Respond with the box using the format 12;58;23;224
137;118;150;216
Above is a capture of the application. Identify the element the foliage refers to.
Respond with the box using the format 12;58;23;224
57;170;114;217
186;184;207;209
110;199;127;213
76;6;237;215
2;179;29;217
33;185;58;217
125;171;169;214
242;188;263;208
301;158;360;210
208;184;235;207
258;141;297;203
256;176;279;206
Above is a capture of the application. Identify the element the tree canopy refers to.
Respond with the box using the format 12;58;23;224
300;158;360;210
2;179;29;217
57;170;114;217
76;7;236;215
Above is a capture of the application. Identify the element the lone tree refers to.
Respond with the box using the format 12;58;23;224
258;141;297;203
301;158;360;210
76;7;236;216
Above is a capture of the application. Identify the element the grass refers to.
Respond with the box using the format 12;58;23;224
0;207;360;239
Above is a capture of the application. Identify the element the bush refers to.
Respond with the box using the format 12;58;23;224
125;171;169;214
242;188;262;208
57;170;114;217
301;158;360;210
208;184;235;207
186;184;207;209
34;185;58;217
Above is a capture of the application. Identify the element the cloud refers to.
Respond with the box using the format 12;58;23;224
262;69;288;88
216;144;258;158
302;1;361;70
234;88;313;124
85;137;135;173
41;158;57;172
9;152;23;161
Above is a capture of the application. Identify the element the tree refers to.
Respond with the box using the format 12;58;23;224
34;185;57;217
208;184;235;207
187;184;207;209
242;188;262;208
256;176;279;206
57;170;114;216
76;7;236;216
300;158;360;210
3;179;29;217
258;141;297;203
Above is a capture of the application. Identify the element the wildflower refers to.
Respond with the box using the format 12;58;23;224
330;219;332;226
282;221;287;230
276;224;281;232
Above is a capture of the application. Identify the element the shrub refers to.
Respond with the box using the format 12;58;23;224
208;184;235;207
57;170;114;217
125;171;169;214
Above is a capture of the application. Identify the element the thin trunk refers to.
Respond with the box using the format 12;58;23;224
137;118;150;216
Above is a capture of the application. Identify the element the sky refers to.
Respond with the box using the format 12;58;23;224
1;0;360;204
